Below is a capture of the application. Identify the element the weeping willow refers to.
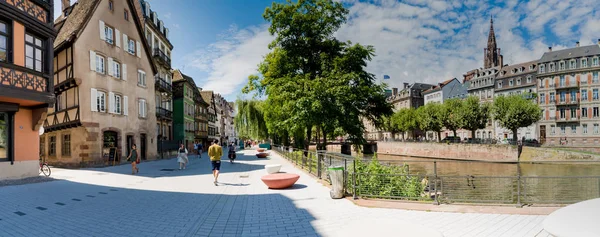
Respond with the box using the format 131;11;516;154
234;99;268;140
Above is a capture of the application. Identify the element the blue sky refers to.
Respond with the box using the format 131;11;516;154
56;0;600;101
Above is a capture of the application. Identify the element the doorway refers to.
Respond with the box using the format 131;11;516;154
140;134;147;160
126;135;134;157
540;125;546;144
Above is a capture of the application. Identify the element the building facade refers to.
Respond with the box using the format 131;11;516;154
226;101;236;144
42;0;158;167
494;60;539;141
194;87;209;150
423;78;463;140
0;0;55;179
139;0;174;147
201;91;219;144
537;43;600;147
172;69;199;151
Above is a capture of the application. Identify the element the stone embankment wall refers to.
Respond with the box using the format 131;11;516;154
311;142;600;162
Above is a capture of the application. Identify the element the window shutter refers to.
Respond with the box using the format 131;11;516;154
138;100;143;117
136;41;142;58
144;101;147;117
115;29;121;48
122;64;127;80
123;96;128;116
108;92;115;114
91;88;98;112
123;34;129;51
89;51;96;71
99;21;105;41
107;57;114;76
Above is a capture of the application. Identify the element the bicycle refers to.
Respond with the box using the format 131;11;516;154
39;156;51;177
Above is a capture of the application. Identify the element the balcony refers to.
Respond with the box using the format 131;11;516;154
156;107;173;121
153;48;171;68
0;63;53;105
155;76;172;93
195;130;208;138
557;98;579;106
556;81;579;89
556;116;580;122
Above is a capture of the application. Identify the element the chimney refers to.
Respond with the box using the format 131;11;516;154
548;47;552;52
403;83;409;89
392;88;398;96
61;0;70;14
576;41;580;47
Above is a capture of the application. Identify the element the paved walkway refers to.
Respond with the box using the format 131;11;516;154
0;149;549;237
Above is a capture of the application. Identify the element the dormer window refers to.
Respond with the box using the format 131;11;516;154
549;63;555;72
593;57;599;66
559;61;565;71
509;80;513;86
582;58;588;67
497;81;503;89
540;64;545;73
512;68;517;74
527;76;532;83
529;65;534;71
517;78;521;85
570;59;576;69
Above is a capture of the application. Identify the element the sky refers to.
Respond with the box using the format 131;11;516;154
55;0;600;102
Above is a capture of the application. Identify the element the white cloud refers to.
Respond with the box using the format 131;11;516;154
164;12;172;19
184;25;273;96
184;0;600;97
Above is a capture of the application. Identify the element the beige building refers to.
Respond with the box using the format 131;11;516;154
41;0;158;167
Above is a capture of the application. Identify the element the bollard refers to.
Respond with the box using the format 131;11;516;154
317;152;322;179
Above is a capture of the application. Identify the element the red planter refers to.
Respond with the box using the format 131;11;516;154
256;153;269;158
257;148;266;152
261;173;300;189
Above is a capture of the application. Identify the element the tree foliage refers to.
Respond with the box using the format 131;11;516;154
234;99;268;140
417;103;444;141
243;0;392;149
393;108;419;140
460;96;491;140
493;94;542;142
441;99;463;136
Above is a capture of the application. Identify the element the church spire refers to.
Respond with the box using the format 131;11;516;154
484;15;502;69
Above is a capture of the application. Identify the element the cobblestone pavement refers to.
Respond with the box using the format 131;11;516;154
0;149;548;237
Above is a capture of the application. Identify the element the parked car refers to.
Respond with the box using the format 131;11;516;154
441;136;461;143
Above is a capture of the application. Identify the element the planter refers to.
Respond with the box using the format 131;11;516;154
256;152;269;158
265;164;282;174
257;148;266;152
260;173;300;189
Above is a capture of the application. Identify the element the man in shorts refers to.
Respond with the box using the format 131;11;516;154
208;139;223;185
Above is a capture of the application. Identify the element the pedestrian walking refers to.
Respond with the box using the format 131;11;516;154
208;139;223;185
177;144;189;170
197;142;203;159
228;142;236;163
126;144;139;174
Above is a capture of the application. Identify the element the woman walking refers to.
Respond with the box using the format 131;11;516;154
177;144;189;170
126;144;139;174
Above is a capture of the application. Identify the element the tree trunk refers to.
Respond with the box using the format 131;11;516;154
316;125;321;150
453;130;457;137
305;125;312;152
437;131;441;142
471;130;476;143
512;129;518;145
322;127;328;151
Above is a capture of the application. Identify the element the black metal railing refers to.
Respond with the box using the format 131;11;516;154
156;107;172;120
153;48;171;67
154;76;172;92
271;144;600;206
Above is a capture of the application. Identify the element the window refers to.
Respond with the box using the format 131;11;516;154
497;81;503;89
96;54;105;74
0;113;10;161
571;91;576;102
594;72;599;83
582;107;588;118
593;57;599;66
39;137;45;156
571;108;577;118
540;64;545;73
583;124;588;134
124;10;129;21
509;80;513;86
138;70;146;86
551;125;556;134
138;99;147;118
582;89;588;101
0;20;8;62
97;91;106;112
114;94;122;114
527;76;532;83
128;39;135;55
112;60;120;78
595;124;600;134
550;92;556;102
560;108;566;118
582;58;588;67
570;60;576;69
594;89;599;100
594;107;599;118
560;75;566;87
540;93;546;103
560;126;566;134
517;78;521;85
559;61;565;71
105;25;114;44
25;33;44;72
62;134;71;156
549;63;555;72
571;125;577;134
560;91;566;102
49;136;56;156
109;0;113;10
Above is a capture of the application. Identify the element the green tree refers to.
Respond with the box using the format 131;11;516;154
493;94;542;143
461;96;491;141
244;0;392;150
234;99;268;140
441;99;463;137
417;103;444;142
393;108;419;140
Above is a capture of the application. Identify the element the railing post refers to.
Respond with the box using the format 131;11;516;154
353;159;358;200
344;159;348;195
433;161;439;205
516;162;522;208
316;151;321;179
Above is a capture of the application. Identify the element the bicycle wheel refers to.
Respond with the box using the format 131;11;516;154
41;164;51;177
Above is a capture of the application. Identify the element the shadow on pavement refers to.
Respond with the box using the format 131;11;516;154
0;179;321;237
